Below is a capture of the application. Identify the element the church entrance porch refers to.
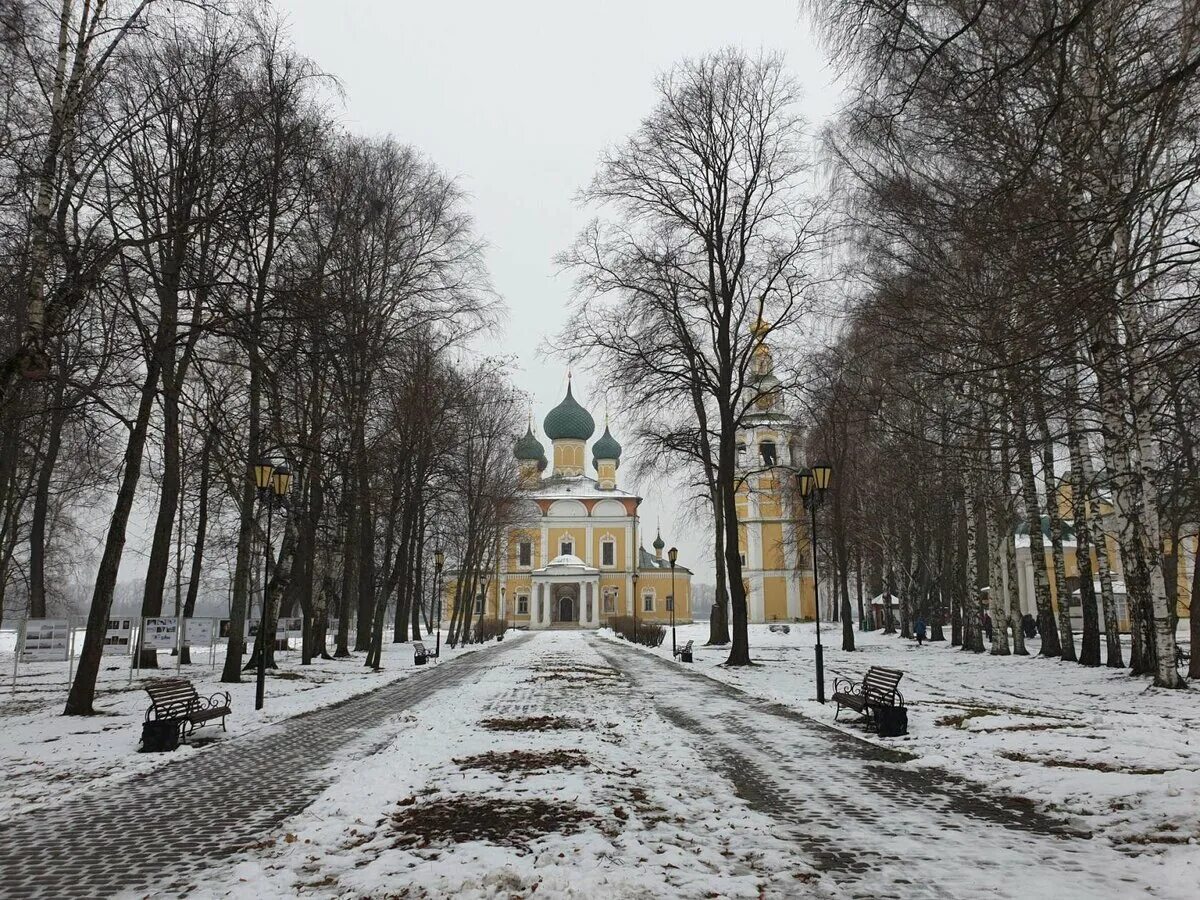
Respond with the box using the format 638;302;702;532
530;554;600;630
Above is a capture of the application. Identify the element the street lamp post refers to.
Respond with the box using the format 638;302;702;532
668;546;678;657
797;464;832;703
253;460;292;711
434;548;445;661
631;571;639;645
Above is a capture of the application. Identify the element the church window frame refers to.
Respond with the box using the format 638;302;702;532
600;534;616;567
559;534;575;558
516;593;529;615
474;595;485;615
518;540;532;568
602;586;618;613
642;590;655;613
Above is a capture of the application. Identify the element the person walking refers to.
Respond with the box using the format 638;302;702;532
914;616;927;647
982;612;994;642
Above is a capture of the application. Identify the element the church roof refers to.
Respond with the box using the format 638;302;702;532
637;545;692;574
523;474;639;502
544;383;595;441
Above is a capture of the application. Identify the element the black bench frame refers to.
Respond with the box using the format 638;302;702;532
413;642;429;665
144;678;231;742
673;639;694;660
832;666;904;728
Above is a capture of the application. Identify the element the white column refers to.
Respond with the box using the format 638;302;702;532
585;523;594;564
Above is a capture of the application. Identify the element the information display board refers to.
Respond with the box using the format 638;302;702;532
279;617;304;636
102;618;134;655
20;619;70;661
142;617;179;649
184;618;215;645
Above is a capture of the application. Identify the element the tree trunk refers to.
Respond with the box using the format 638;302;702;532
179;433;212;665
28;374;67;618
65;362;160;715
1014;400;1061;656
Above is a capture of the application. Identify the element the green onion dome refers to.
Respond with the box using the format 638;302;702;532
543;383;595;442
514;426;548;471
592;425;622;469
652;530;665;551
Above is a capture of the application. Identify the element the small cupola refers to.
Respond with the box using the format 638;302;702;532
592;423;622;490
652;528;665;559
514;423;547;488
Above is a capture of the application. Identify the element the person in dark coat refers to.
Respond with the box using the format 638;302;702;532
914;617;927;646
982;612;994;642
1021;613;1037;639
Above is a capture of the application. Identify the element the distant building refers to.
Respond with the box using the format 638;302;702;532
446;380;692;629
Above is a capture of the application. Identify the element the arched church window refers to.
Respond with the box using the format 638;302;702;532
517;594;529;615
759;441;777;467
560;537;574;557
642;591;654;613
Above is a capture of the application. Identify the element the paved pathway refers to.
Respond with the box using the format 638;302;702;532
589;636;1157;900
0;637;527;900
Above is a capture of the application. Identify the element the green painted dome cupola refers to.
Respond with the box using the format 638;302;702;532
592;423;622;490
514;422;547;487
544;379;595;477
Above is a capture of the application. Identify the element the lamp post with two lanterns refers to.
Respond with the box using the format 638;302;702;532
796;464;832;703
252;460;292;711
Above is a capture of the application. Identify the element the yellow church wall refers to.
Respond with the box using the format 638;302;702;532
762;575;788;621
634;570;692;622
590;527;629;570
760;522;786;571
547;527;584;562
505;528;541;571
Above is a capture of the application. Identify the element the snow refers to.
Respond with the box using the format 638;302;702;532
614;620;1200;894
0;628;479;822
182;632;836;899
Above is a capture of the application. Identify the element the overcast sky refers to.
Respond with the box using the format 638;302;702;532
280;0;843;581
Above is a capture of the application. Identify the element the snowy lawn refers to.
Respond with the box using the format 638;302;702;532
188;632;838;899
610;621;1200;883
0;629;477;822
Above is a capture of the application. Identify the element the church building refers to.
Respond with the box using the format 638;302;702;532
460;381;693;630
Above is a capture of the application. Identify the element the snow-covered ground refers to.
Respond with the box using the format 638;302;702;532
0;629;476;822
614;621;1199;886
185;632;835;899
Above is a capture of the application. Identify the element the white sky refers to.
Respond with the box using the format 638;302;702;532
280;0;843;581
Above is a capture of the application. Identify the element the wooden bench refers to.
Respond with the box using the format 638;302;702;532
673;639;695;662
832;666;904;728
144;678;231;742
413;642;430;665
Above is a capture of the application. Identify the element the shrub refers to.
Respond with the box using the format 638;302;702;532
606;615;665;648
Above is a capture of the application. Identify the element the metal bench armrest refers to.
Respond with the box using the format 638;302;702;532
833;677;860;696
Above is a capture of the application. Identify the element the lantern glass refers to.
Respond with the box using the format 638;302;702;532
796;467;813;498
668;546;678;566
254;460;274;490
812;463;832;492
271;465;292;496
434;548;445;571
